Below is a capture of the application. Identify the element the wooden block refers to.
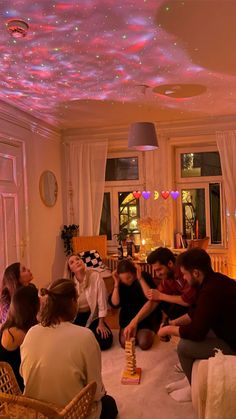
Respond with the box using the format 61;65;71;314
121;367;142;385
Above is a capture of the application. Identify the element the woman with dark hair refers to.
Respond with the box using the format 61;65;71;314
20;279;118;419
109;259;161;349
0;284;39;390
67;254;113;351
0;262;33;323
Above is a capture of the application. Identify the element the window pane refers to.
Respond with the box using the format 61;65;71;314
106;157;139;181
118;192;140;233
182;189;206;239
181;152;222;177
99;192;112;240
209;183;221;244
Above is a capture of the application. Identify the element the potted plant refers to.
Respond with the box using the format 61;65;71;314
113;228;129;245
61;224;79;256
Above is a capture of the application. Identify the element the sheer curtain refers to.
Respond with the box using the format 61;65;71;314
67;141;108;236
216;131;236;277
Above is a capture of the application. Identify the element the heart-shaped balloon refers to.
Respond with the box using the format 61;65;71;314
133;191;141;199
161;191;170;200
142;191;151;200
154;190;159;200
170;190;180;200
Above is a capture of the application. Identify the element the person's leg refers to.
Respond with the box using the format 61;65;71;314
89;318;113;351
100;394;118;419
177;337;236;383
136;329;155;350
73;311;90;326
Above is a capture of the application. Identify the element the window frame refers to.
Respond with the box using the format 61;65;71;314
175;145;226;249
104;151;144;186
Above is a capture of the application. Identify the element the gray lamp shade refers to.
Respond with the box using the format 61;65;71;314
128;122;159;151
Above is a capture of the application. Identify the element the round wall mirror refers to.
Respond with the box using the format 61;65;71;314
39;171;58;207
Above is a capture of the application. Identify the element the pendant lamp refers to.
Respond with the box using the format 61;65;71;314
128;122;159;151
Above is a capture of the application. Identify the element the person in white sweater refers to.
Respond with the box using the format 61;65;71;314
20;279;117;419
67;255;113;350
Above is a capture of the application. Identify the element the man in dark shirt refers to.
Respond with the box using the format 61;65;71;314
158;248;236;383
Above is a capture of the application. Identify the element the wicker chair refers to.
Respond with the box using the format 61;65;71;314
0;362;97;419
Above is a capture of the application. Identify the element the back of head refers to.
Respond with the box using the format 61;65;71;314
3;284;39;332
177;248;213;275
117;259;136;276
40;279;77;327
1;262;21;303
147;247;175;266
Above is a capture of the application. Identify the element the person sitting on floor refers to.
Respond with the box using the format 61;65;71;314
0;284;39;391
158;248;236;402
67;254;113;351
109;259;161;350
0;262;34;324
142;247;198;319
20;279;118;419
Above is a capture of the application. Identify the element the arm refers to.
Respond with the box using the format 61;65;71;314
169;313;191;326
146;289;189;307
124;300;158;339
110;270;120;307
158;325;180;338
135;265;151;298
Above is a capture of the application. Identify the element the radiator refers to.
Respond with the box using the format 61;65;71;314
211;254;228;275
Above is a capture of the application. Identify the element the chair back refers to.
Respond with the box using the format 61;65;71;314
187;237;209;251
72;236;107;259
0;362;21;395
59;381;97;419
0;381;97;419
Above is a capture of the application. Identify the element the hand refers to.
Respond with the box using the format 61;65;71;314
96;324;111;339
112;270;120;287
158;325;171;338
146;289;161;301
123;321;137;340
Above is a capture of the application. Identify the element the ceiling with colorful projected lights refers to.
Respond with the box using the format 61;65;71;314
1;0;236;129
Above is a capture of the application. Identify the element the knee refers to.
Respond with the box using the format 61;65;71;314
137;330;154;350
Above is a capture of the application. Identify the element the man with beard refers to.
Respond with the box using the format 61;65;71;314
158;248;236;386
123;247;197;339
140;247;197;320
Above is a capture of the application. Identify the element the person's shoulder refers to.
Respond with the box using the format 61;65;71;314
2;327;25;350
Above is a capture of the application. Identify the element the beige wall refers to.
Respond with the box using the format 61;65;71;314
0;103;65;287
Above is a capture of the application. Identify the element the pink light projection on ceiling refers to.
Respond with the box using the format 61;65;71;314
0;0;236;128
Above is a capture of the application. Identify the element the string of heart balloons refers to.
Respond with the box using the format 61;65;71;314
133;191;180;200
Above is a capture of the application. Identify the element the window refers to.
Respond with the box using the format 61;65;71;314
99;152;144;248
176;147;224;246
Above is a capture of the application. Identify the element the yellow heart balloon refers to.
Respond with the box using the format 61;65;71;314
154;190;159;200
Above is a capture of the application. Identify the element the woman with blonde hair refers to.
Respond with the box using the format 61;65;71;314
67;254;113;350
20;279;118;419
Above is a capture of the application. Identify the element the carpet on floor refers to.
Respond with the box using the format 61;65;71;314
101;330;196;419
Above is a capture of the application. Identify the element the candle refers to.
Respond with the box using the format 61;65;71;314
141;239;146;246
195;219;199;239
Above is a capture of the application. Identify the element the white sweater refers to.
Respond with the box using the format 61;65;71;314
20;322;105;418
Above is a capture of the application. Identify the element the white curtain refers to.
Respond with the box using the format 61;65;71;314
216;131;236;278
67;141;108;236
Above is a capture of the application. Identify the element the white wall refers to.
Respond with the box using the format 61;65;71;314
0;102;65;287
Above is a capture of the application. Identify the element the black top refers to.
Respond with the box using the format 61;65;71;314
179;272;236;351
109;272;161;330
0;330;24;391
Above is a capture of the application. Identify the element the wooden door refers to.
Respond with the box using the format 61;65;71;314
0;140;29;277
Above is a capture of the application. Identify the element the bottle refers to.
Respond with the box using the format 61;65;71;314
118;242;123;260
126;238;133;257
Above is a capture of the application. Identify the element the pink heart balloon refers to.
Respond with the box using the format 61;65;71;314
142;191;151;200
170;190;180;200
161;191;170;200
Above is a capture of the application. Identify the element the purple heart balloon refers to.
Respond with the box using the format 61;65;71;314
170;190;180;200
142;191;151;200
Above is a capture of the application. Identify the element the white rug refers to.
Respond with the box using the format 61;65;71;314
102;331;196;419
